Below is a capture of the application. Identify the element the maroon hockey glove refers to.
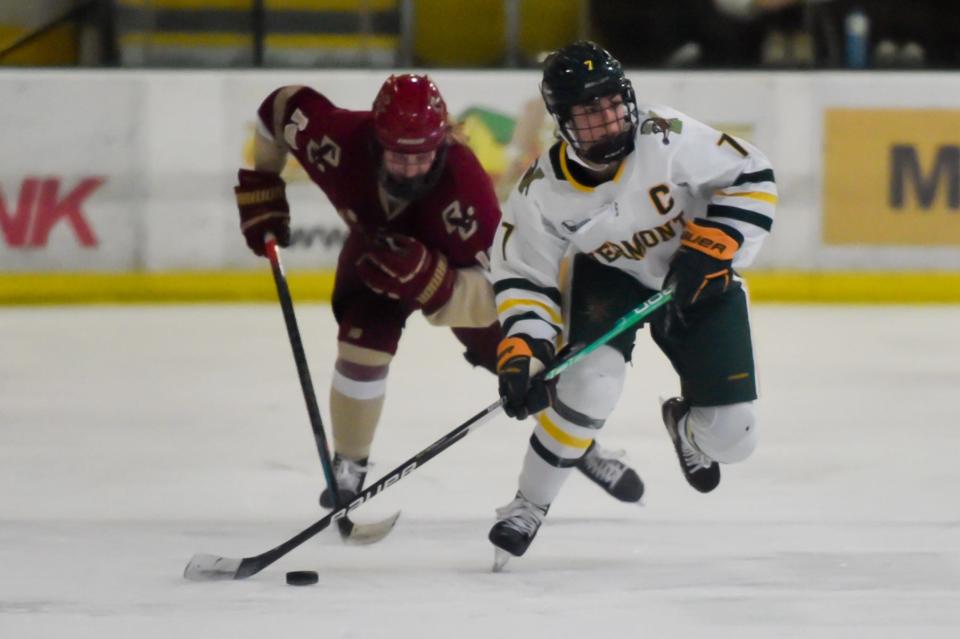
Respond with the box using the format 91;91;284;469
356;233;456;314
664;220;742;324
496;335;556;420
235;169;290;257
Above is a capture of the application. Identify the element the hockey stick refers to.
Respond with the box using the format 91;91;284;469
264;236;399;545
183;288;673;581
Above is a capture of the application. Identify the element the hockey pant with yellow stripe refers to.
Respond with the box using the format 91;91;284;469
516;255;759;507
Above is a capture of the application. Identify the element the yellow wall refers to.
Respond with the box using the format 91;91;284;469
415;0;579;66
0;23;76;66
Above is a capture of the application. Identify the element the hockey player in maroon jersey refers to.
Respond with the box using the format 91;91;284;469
234;74;643;510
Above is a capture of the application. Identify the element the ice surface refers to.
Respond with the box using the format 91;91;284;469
1;304;959;638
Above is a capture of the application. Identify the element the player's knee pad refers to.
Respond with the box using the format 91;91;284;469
555;345;626;420
687;401;757;464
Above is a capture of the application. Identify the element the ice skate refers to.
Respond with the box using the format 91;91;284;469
575;441;644;503
319;453;369;508
662;397;720;493
488;492;548;571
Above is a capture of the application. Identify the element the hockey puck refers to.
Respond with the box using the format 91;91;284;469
285;570;319;586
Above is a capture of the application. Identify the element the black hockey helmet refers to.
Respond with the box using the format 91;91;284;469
540;41;638;164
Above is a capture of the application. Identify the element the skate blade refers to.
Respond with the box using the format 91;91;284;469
492;548;512;573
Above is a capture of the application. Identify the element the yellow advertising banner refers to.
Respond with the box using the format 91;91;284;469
823;109;960;244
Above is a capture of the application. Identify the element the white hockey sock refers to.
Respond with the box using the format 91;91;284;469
518;444;574;507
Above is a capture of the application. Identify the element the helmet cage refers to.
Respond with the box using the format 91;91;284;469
377;144;448;201
545;78;638;164
540;42;639;164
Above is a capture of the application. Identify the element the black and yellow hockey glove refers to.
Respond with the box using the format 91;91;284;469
496;335;556;420
664;220;743;324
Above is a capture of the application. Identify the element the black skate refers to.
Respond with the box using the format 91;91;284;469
576;441;645;503
662;397;720;493
319;453;369;508
489;492;548;571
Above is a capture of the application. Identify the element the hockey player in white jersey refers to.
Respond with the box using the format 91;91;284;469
488;41;777;564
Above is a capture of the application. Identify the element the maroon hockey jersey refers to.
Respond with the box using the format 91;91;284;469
257;86;500;269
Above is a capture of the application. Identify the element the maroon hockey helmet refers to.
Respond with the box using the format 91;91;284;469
372;74;449;153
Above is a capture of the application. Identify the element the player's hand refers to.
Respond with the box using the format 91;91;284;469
235;169;290;256
664;220;742;325
356;233;456;313
496;335;556;420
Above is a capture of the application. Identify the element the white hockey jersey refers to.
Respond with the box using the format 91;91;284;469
490;104;777;343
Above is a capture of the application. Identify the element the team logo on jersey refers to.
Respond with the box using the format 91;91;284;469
441;201;478;240
640;115;682;145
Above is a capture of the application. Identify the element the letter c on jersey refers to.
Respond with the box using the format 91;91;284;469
648;184;674;215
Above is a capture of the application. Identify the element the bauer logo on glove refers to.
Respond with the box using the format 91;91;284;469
665;219;743;318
